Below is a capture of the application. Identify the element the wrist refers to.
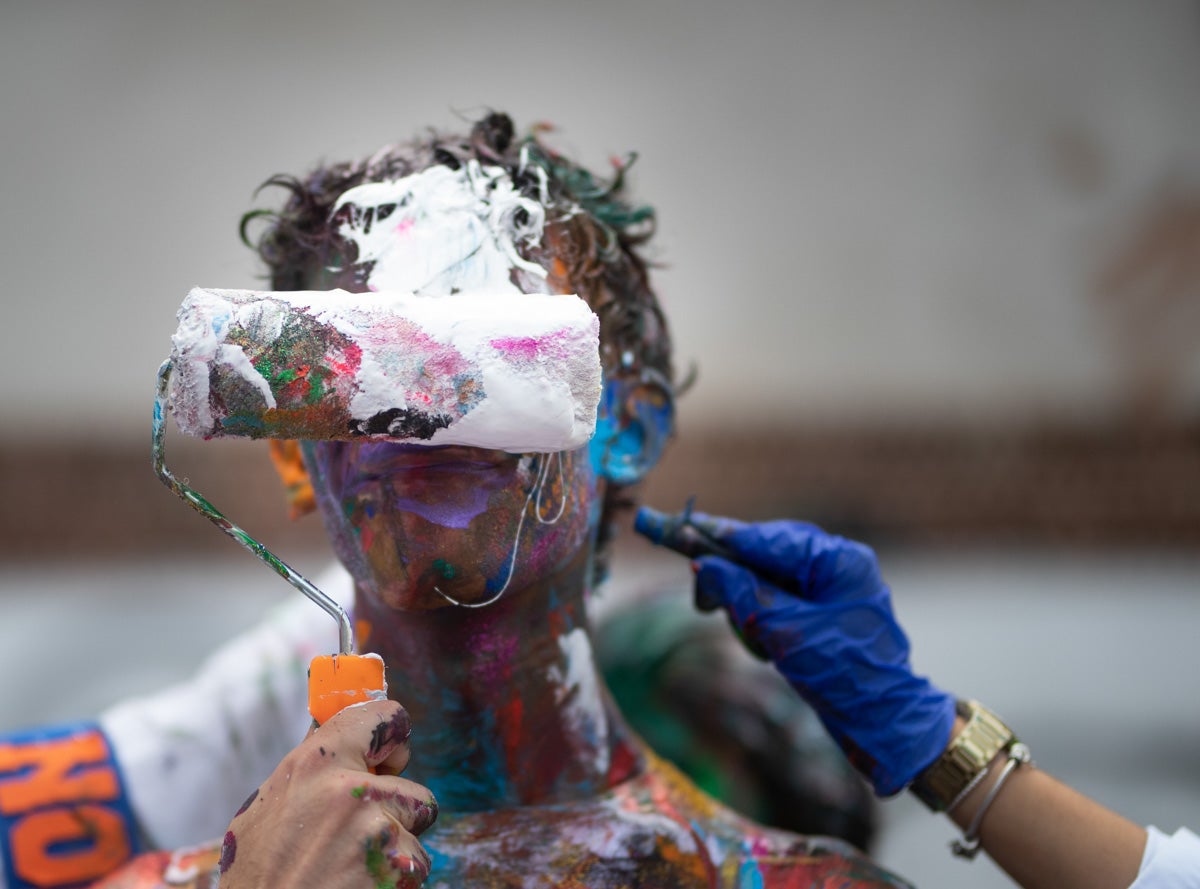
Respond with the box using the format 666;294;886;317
909;700;1017;812
948;739;1019;831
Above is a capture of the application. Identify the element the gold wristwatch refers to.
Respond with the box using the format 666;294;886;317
910;700;1016;812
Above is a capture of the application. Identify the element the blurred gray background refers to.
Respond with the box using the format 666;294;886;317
2;2;1199;887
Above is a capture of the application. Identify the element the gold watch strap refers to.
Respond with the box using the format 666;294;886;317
910;700;1016;811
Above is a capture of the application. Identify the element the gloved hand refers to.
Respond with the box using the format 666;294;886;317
639;511;956;797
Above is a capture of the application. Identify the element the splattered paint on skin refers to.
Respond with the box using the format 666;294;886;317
304;441;596;614
342;545;619;809
217;831;236;874
362;826;432;888
106;752;908;888
379;462;510;530
548;628;612;779
300;439;911;887
347;786;439;835
368;706;413;758
363;830;393;889
234;788;258;816
407;748;911;888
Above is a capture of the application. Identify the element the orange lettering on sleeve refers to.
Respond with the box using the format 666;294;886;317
10;805;131;887
0;735;119;816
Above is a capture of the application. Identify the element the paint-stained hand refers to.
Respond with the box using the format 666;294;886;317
682;516;956;797
218;700;436;888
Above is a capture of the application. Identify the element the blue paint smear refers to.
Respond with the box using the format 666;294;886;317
211;309;231;337
737;856;766;889
408;692;516;805
589;379;673;485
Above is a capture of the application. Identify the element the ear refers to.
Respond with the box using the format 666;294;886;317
267;439;317;519
589;369;675;485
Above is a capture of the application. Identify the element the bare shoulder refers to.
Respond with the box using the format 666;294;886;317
86;755;910;889
425;752;912;888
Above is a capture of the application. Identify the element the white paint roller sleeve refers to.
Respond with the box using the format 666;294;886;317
168;288;602;453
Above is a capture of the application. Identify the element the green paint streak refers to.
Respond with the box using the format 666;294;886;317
364;835;394;889
433;559;456;580
305;366;336;405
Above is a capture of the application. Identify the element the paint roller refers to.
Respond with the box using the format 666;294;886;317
155;286;602;724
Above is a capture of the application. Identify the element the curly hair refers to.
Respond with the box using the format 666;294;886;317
243;111;674;565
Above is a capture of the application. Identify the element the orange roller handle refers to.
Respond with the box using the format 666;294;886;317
308;654;387;726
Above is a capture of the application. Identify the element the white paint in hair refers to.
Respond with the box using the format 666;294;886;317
332;161;549;296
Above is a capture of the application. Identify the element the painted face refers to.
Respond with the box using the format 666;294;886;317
304;441;601;610
304;162;604;611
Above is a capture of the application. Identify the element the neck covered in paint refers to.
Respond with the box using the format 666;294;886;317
355;550;643;811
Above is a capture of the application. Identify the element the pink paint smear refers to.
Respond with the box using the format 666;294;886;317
489;329;573;363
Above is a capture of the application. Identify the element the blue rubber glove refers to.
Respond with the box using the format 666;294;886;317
656;513;956;797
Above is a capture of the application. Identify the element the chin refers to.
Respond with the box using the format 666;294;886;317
358;564;491;613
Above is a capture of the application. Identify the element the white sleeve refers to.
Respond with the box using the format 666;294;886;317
98;563;354;850
1129;826;1200;889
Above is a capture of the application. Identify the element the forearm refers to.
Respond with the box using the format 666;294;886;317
647;514;1172;889
943;715;1146;889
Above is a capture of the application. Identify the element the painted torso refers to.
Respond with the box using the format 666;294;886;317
91;751;909;889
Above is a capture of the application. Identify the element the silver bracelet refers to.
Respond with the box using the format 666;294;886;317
945;760;993;815
951;742;1033;860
